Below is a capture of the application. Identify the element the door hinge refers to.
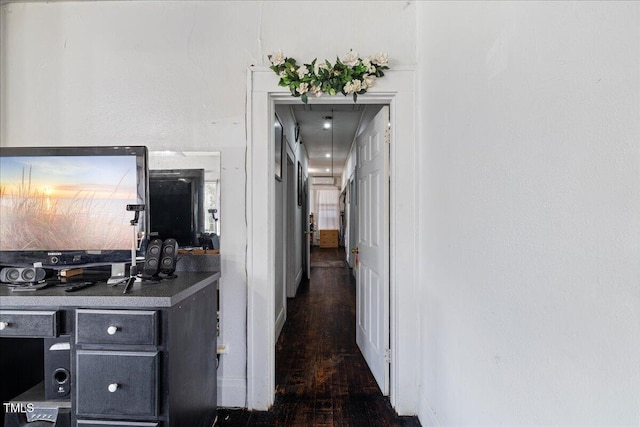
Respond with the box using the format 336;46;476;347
384;348;391;363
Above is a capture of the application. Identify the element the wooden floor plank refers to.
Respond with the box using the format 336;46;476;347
216;248;421;426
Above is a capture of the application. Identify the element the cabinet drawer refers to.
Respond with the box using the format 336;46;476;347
319;230;339;239
77;420;159;426
0;310;58;337
76;350;159;418
76;309;158;346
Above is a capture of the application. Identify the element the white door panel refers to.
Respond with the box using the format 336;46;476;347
355;106;390;395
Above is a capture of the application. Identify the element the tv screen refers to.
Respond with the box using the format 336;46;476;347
0;146;148;268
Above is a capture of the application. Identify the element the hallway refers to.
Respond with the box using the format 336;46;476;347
216;248;420;426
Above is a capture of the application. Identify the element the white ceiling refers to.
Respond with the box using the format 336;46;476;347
279;103;384;178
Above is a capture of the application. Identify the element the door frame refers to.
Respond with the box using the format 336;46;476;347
348;174;357;270
303;173;311;280
246;67;419;415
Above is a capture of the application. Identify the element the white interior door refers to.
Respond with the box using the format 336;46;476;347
356;105;390;395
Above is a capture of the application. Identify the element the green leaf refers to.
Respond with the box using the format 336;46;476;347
353;93;358;103
301;94;308;104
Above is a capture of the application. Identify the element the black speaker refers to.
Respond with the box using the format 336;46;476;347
0;267;47;283
143;238;164;276
159;238;178;275
43;335;71;399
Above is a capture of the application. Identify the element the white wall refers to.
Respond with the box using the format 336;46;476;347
0;0;415;408
417;2;640;426
274;104;308;334
341;139;357;192
275;105;307;292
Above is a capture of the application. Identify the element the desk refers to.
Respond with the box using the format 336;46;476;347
0;271;219;427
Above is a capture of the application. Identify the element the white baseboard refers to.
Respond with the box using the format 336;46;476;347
418;395;442;427
217;377;247;408
275;305;285;340
287;268;303;298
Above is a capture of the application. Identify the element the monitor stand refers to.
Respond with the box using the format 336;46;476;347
106;262;129;286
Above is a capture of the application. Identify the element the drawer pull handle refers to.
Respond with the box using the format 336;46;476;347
107;326;119;335
0;321;9;330
108;383;119;393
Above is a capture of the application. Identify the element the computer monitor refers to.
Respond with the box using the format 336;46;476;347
0;146;149;268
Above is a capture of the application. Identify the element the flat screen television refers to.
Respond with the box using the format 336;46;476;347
149;169;204;247
0;146;149;268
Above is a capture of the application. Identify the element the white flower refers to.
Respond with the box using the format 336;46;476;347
297;65;310;79
269;50;286;66
362;56;377;73
371;52;389;67
314;61;329;76
344;79;362;94
342;49;359;67
297;82;309;95
311;85;323;97
362;74;377;89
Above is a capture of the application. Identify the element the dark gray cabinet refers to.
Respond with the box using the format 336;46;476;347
0;272;219;427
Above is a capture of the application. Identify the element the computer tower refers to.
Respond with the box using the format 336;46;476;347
43;335;71;400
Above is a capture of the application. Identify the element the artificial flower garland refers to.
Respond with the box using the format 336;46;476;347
268;50;389;103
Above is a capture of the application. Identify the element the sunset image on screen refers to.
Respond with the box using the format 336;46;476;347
0;155;139;251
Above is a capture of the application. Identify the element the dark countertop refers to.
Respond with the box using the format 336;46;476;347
0;271;220;308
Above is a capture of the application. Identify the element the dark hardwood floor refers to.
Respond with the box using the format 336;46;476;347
216;247;420;427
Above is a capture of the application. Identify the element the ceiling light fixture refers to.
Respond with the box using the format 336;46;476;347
323;116;332;129
325;153;331;158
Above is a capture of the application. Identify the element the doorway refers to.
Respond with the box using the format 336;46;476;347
277;102;391;398
246;67;419;414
